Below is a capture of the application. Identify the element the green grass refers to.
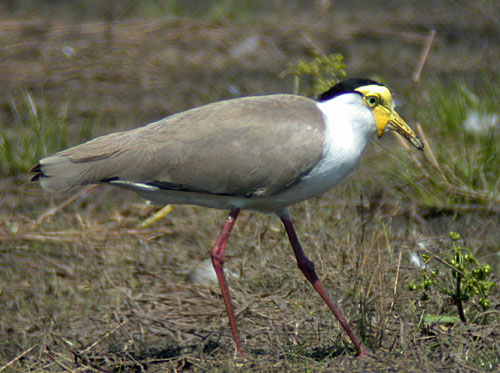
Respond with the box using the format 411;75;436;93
386;76;500;209
0;94;100;175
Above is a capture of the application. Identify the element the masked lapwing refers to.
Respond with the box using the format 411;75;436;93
32;78;423;357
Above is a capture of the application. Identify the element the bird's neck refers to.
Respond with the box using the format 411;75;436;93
317;94;376;158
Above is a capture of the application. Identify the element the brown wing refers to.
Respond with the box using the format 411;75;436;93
33;94;326;197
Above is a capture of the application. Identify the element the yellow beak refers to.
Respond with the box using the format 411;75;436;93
374;107;423;150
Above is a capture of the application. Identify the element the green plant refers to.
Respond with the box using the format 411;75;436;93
0;93;97;176
280;52;346;96
409;231;495;323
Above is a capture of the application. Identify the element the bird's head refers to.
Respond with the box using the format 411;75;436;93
319;78;424;150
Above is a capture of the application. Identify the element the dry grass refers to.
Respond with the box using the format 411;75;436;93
1;1;499;371
2;178;498;371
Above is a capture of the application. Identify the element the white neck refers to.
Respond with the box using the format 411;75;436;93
299;93;376;190
317;93;376;153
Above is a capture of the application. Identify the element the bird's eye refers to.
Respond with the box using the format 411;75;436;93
366;96;379;107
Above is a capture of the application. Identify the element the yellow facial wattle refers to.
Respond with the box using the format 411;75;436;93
355;85;423;150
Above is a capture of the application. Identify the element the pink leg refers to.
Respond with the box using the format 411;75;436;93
280;212;370;357
210;208;244;355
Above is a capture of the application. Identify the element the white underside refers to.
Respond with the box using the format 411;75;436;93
110;94;376;212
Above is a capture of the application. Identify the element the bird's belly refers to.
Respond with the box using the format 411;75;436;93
113;180;322;213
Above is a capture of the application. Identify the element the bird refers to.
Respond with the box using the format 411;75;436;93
32;78;423;357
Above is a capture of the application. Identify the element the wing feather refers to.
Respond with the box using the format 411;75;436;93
33;94;326;197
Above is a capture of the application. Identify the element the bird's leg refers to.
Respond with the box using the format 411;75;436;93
279;211;370;358
210;208;243;355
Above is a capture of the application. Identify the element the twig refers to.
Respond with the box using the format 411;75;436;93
406;29;441;180
421;249;466;277
413;29;436;84
379;250;403;347
300;32;325;55
408;29;436;169
415;122;443;175
0;344;37;372
44;351;74;372
33;184;98;228
391;250;403;313
79;321;127;354
137;204;174;228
